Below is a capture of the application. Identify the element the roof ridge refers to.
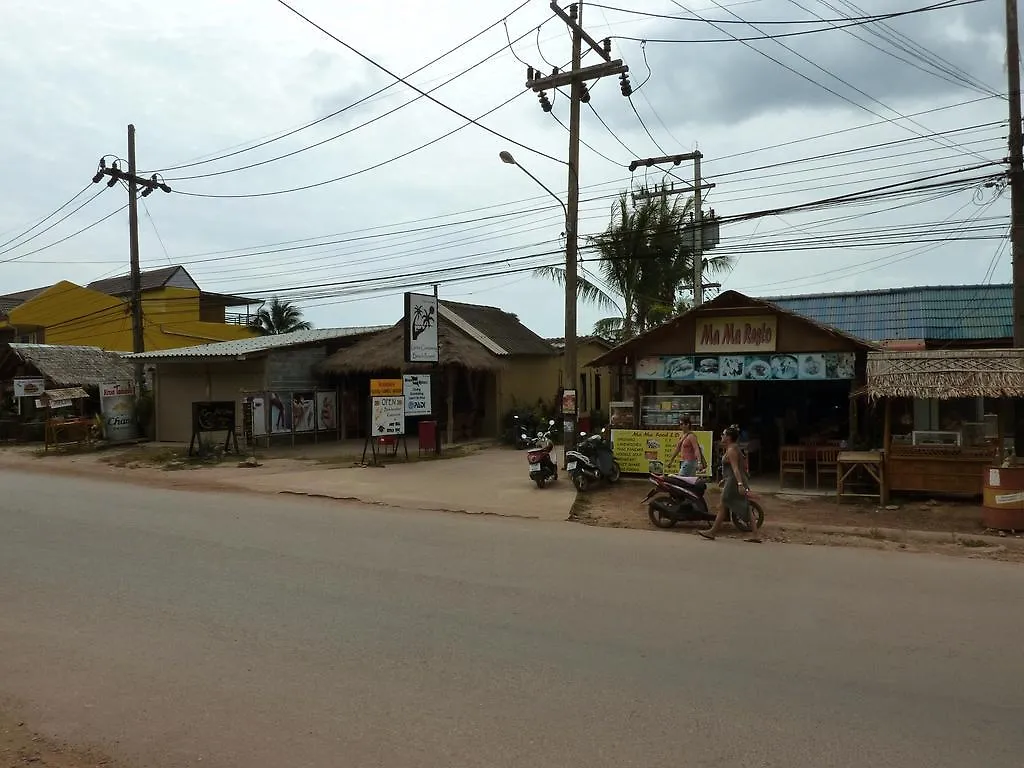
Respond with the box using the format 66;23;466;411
761;283;1011;301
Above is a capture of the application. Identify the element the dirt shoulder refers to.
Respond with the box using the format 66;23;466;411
0;708;118;768
573;478;1024;563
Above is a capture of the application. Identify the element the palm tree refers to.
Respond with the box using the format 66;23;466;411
536;191;733;344
251;297;313;335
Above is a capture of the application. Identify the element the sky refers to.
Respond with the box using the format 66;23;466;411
0;0;1012;338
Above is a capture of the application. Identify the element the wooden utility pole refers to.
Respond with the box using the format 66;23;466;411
525;2;629;451
91;126;172;393
1006;0;1024;346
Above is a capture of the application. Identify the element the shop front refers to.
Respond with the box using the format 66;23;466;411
589;291;871;480
865;348;1015;514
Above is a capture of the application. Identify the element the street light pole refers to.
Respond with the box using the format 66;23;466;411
499;150;577;453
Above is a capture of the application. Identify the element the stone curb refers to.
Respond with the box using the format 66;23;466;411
770;522;1024;549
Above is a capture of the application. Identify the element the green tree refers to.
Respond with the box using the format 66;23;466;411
251;297;313;335
536;191;733;344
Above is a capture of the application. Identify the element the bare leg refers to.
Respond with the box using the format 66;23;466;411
700;502;729;540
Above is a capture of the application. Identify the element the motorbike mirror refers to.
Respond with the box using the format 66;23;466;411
579;432;588;438
548;419;555;426
536;431;544;438
513;415;519;420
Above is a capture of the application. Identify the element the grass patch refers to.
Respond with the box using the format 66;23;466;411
957;536;992;548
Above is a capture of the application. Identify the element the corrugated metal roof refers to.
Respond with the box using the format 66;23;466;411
763;284;1012;343
126;326;388;360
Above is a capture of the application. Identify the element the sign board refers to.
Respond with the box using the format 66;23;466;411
636;352;856;381
404;292;439;363
695;315;777;354
370;378;404;397
100;382;137;443
315;391;338;431
403;375;431;417
371;396;405;436
611;429;714;476
13;378;44;398
192;401;236;433
561;388;577;415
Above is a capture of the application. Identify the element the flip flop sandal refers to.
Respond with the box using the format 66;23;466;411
698;530;716;541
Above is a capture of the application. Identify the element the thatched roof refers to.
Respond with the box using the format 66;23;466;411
866;348;1024;400
3;343;135;387
319;320;505;374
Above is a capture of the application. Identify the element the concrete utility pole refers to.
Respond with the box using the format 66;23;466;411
91;125;172;393
630;153;717;306
524;2;629;451
1006;0;1024;346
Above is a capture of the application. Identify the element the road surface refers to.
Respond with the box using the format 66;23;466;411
1;469;1022;767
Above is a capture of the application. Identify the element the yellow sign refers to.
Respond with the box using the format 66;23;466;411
610;429;713;476
695;315;777;354
370;379;403;397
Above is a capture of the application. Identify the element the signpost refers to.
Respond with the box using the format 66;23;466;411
189;400;239;456
362;379;409;464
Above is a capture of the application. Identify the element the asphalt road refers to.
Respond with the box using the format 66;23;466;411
1;470;1022;768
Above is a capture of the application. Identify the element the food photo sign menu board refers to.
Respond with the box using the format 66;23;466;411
636;353;856;381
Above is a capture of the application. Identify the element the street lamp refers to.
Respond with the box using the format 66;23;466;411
499;150;578;455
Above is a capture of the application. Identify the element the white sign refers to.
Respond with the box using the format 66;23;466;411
13;378;44;398
989;468;1001;487
371;396;405;436
405;292;439;363
251;396;267;436
100;382;137;443
316;391;338;431
402;375;431;416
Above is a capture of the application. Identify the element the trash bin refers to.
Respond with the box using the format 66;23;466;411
418;420;437;455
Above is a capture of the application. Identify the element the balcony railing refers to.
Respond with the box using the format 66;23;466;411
225;313;253;326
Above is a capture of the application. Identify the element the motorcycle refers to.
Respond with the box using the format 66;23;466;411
511;414;534;450
641;471;765;533
566;429;622;492
525;419;558;488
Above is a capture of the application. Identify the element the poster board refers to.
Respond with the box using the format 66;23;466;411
404;292;439;363
403;375;431;417
292;391;316;433
315;391;338;431
371;396;405;436
100;382;137;443
611;429;714;476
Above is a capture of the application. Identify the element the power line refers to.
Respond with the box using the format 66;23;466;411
591;0;976;25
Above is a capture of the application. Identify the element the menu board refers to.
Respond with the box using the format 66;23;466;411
371;396;405;436
611;429;713;476
636;352;856;381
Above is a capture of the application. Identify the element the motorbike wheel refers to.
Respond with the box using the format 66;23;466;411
732;499;765;533
534;476;546;489
647;499;678;529
607;461;622;484
571;472;589;492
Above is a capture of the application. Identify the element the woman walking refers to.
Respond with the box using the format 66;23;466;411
699;424;761;543
668;416;705;477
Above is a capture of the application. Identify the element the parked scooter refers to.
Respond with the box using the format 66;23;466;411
641;471;765;533
524;419;558;488
511;414;534;450
566;429;622;492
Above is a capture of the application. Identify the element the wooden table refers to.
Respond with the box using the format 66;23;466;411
837;450;885;504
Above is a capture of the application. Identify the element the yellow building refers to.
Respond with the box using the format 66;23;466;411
0;266;259;352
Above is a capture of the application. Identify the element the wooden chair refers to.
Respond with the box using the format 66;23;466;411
816;446;840;490
779;446;807;489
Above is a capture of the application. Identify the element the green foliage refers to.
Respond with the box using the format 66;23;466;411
251;297;313;336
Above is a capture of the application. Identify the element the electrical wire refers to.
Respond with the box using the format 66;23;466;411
591;0;975;25
0;185;96;253
0;188;108;260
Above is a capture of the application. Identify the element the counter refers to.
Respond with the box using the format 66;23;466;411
886;443;998;497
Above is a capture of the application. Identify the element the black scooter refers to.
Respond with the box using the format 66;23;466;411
642;472;765;533
566;429;622;492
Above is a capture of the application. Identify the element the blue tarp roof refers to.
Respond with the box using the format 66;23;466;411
762;284;1012;343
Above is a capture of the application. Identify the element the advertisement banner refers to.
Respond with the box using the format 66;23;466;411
370;379;403;397
292;391;316;433
315;391;337;431
636;352;855;381
404;292;439;363
268;392;291;433
13;378;44;398
611;429;713;476
371;396;405;436
100;382;137;443
695;315;777;354
251;395;267;436
561;388;577;415
402;375;431;417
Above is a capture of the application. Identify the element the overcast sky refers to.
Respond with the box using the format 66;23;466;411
0;0;1011;337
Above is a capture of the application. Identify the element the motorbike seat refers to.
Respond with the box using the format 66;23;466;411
666;474;707;495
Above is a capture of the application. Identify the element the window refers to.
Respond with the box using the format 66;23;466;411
594;372;602;411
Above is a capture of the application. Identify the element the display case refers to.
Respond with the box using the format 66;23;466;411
608;401;635;429
911;430;961;447
641;395;703;428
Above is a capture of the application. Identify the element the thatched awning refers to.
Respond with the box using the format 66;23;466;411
319;320;505;374
865;348;1024;400
3;343;134;387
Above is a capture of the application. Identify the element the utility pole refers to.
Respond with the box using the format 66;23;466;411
630;153;717;306
525;2;629;450
91;125;172;393
1006;0;1024;346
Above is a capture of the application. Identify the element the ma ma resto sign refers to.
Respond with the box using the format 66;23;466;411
695;315;776;354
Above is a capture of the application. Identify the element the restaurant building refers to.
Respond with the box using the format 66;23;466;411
589;290;873;479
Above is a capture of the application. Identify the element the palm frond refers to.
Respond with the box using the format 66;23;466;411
532;266;621;313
